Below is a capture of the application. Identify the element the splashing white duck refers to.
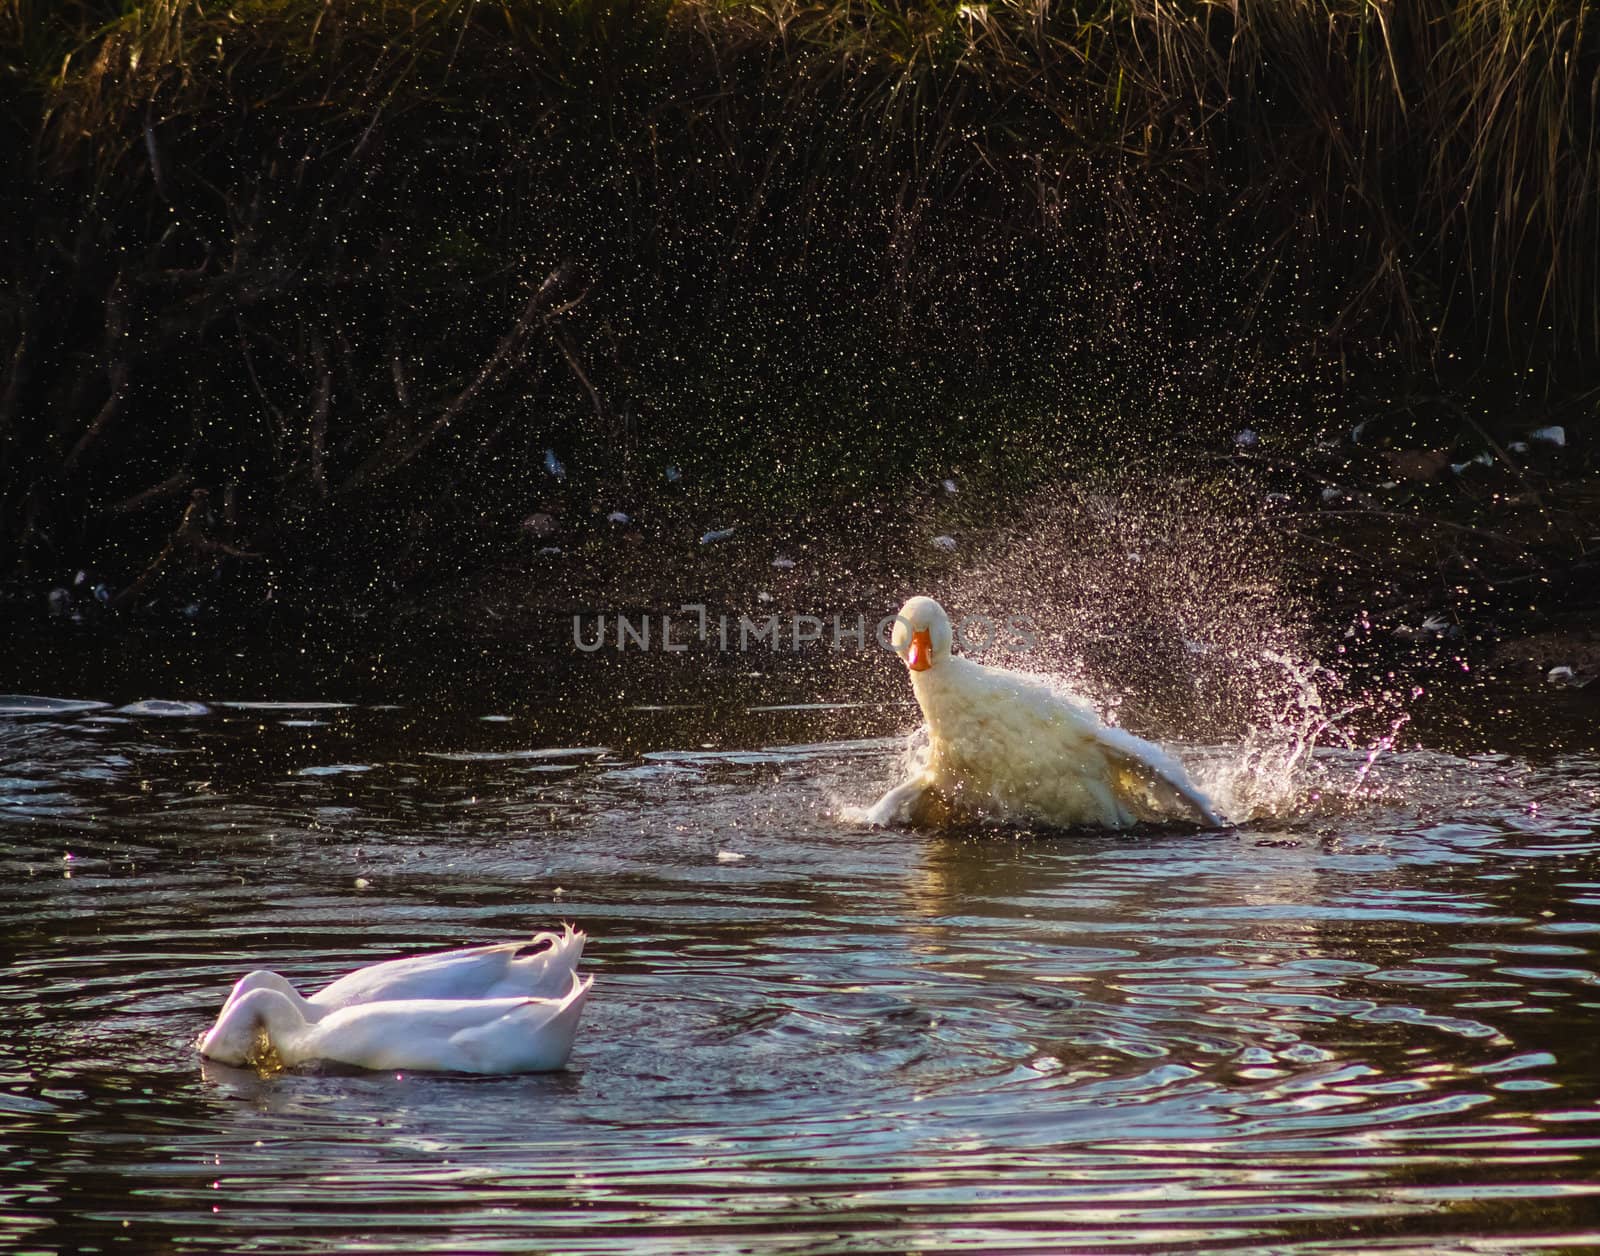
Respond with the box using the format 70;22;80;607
867;596;1224;830
214;925;586;1021
199;974;591;1073
199;927;591;1073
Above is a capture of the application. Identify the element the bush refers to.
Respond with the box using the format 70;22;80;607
2;0;1596;605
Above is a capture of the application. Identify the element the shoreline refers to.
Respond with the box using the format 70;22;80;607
3;463;1595;760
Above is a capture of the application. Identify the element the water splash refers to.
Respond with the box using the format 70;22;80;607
923;484;1414;825
1350;710;1414;795
1192;656;1417;822
834;727;931;825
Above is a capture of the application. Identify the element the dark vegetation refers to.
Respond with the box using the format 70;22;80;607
1;0;1597;627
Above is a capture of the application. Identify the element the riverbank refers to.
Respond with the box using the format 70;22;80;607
5;434;1595;758
5;0;1600;617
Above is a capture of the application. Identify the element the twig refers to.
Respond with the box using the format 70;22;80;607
0;321;28;442
105;470;193;515
236;321;288;465
308;333;331;498
110;490;206;610
63;273;129;471
143;112;173;205
111;488;261;611
64;363;128;472
341;263;586;490
550;324;610;433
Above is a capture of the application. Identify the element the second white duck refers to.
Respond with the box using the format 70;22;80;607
199;972;592;1073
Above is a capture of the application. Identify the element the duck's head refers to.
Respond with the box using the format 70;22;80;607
891;596;954;673
197;987;296;1068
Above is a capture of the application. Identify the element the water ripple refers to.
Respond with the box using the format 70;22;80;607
1;709;1599;1252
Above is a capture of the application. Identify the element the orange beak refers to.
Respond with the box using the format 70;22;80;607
906;627;933;672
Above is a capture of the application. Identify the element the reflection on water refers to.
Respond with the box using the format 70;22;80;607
3;684;1600;1255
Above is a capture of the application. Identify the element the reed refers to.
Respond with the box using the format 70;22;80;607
2;0;1596;608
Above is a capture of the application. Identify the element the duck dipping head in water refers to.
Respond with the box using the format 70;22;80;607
198;930;593;1074
869;594;1225;831
199;972;593;1074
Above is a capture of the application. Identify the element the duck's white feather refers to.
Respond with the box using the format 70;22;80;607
219;925;585;1022
199;972;592;1074
881;597;1223;830
310;925;584;1009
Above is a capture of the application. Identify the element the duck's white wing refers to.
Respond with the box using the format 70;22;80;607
1090;725;1224;827
295;984;589;1073
862;779;929;826
861;775;969;828
309;926;586;1010
445;974;592;1074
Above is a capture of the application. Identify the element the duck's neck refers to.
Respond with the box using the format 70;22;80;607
226;971;316;1019
204;987;309;1065
909;656;974;740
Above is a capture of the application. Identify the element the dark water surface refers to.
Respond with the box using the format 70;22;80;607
4;638;1600;1254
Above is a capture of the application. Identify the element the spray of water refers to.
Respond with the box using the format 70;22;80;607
922;481;1412;824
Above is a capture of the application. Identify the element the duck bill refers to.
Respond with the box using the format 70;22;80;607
906;628;933;672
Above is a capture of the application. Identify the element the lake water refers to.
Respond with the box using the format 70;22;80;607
3;639;1600;1254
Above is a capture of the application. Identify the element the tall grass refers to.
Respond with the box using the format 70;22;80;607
1;0;1597;604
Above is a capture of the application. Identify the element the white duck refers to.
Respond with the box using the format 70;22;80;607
198;972;592;1073
215;924;586;1022
868;596;1224;830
